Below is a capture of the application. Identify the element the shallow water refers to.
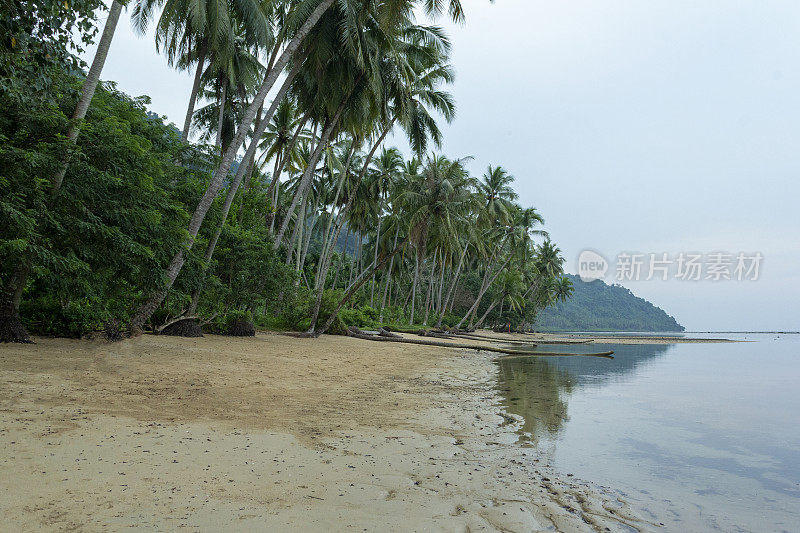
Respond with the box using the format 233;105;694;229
495;333;800;532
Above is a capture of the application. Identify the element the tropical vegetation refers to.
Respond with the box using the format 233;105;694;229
0;0;574;342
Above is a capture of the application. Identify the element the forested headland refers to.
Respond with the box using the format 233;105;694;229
535;275;685;332
1;0;576;343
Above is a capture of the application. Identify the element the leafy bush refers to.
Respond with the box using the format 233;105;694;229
20;296;107;338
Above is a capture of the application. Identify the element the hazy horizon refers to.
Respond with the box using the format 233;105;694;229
83;0;800;331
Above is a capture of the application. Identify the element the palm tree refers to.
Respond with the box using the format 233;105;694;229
52;0;124;192
132;0;270;142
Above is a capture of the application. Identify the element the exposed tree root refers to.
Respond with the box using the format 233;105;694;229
160;318;203;337
103;319;123;342
0;314;33;344
227;319;255;337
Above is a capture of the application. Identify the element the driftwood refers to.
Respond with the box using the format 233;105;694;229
497;352;614;360
448;332;537;345
155;315;199;333
451;331;592;346
347;327;614;359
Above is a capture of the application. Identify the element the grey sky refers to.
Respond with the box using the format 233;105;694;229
84;0;800;330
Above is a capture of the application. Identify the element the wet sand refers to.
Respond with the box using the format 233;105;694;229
0;333;651;531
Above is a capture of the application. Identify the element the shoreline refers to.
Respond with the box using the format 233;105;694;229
510;332;737;344
0;333;651;531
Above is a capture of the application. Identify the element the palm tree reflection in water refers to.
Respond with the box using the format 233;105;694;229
496;343;672;441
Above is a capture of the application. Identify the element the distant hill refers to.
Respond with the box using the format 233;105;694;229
535;275;684;332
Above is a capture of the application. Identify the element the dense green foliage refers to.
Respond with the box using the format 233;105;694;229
534;275;684;332
1;0;586;341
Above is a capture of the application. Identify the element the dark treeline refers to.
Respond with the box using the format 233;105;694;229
1;0;574;342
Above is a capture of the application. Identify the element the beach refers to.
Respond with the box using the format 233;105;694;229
0;333;650;531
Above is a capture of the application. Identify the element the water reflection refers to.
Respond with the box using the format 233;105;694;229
533;343;672;386
495;336;800;532
496;358;573;439
496;343;672;441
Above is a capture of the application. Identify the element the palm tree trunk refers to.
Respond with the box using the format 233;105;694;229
299;212;316;272
409;252;420;325
435;251;446;316
306;124;393;332
181;46;206;142
215;81;226;149
314;141;356;289
370;215;382;307
475;298;501;329
52;0;123;192
457;257;511;330
241;102;264;192
275;81;359;248
379;225;399;322
436;241;468;328
129;0;334;332
315;235;411;336
274;118;333;248
286;192;307;264
185;64;301;315
266;113;310;229
423;248;437;325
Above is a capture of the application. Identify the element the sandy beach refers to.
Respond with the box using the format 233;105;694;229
0;332;656;531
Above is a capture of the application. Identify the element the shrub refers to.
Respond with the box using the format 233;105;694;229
20;296;107;338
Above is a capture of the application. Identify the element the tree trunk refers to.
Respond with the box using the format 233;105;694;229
435;250;446;315
305;125;392;332
299;212;316;272
409;251;420;325
266;113;310;230
129;1;332;332
379;225;399;322
52;0;123;192
286;192;307;265
274;114;337;248
370;215;382;307
275;78;359;249
457;257;511;330
475;298;501;329
436;241;468;328
186;64;301;315
0;257;32;343
423;248;437;325
215;81;226;149
241;102;264;192
181;46;206;142
314;140;357;289
314;236;411;336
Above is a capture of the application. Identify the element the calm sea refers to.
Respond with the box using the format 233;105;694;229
495;333;800;532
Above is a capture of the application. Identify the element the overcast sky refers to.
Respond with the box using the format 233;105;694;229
84;0;800;331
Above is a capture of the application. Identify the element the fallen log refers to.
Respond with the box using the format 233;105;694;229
448;332;538;346
346;327;614;359
497;352;614;360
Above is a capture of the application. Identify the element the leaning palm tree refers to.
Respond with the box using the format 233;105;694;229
52;0;125;192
